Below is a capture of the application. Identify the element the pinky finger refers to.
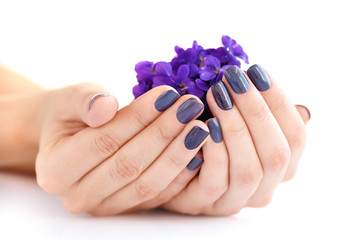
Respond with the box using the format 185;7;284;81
125;152;202;212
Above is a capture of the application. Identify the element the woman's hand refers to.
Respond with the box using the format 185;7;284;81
36;83;209;216
161;65;310;216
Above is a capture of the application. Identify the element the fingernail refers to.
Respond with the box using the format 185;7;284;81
155;89;180;111
207;117;223;143
296;104;311;121
247;64;271;91
187;157;204;171
176;98;204;124
89;93;107;110
184;126;209;150
211;81;233;110
224;65;250;94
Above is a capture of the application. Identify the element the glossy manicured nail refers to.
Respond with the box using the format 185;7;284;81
224;65;250;94
207;117;223;143
89;93;107;110
176;98;204;124
184;126;209;150
211;81;233;110
187;157;204;171
155;89;180;111
247;64;271;91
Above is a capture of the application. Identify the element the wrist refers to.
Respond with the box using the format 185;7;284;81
0;91;48;172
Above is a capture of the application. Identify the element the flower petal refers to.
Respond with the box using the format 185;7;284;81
186;80;204;98
188;64;199;78
133;81;150;98
221;35;231;48
177;64;190;83
203;55;221;68
232;42;244;56
175;46;184;55
227;57;241;67
155;61;172;76
239;51;249;64
153;75;175;88
196;78;210;91
199;67;216;81
135;61;154;73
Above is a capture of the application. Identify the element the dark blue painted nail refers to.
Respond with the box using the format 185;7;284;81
89;93;107;110
184;126;209;150
224;65;250;94
247;64;271;91
154;89;180;111
187;157;204;171
211;81;233;110
176;98;204;124
207;117;223;143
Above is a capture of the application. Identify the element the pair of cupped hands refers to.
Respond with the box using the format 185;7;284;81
36;65;310;216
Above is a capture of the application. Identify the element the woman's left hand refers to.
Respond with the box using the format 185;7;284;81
161;65;310;216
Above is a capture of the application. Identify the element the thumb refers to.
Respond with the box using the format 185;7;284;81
61;83;119;128
295;105;311;124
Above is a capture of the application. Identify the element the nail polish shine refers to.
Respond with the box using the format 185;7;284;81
247;64;271;91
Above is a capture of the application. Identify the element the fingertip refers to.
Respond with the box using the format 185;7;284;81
86;94;118;127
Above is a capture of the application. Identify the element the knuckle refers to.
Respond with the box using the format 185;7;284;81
288;125;307;150
36;174;60;194
62;198;91;214
183;208;203;216
131;108;148;130
236;166;263;186
247;99;268;122
154;194;172;205
265;147;291;172
250;196;273;208
89;208;109;217
206;205;243;216
92;132;119;157
220;207;243;216
157;125;174;143
36;167;64;195
203;182;228;197
283;168;298;182
134;180;159;201
224;122;249;139
165;152;187;168
271;94;288;112
109;155;141;182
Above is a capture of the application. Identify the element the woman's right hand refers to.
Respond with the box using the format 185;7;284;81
36;83;209;216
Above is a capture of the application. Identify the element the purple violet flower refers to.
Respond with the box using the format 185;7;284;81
132;36;249;120
133;61;155;98
171;41;204;74
222;35;249;64
152;64;203;98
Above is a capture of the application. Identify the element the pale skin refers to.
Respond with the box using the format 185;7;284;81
0;65;310;216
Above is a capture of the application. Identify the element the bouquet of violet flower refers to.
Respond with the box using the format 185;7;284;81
132;36;249;120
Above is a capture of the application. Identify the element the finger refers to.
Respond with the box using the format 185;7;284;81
125;152;203;212
222;65;290;207
36;86;180;193
59;83;119;128
89;121;209;216
163;83;263;215
295;105;311;124
252;67;308;181
63;96;204;211
161;118;229;215
39;83;119;145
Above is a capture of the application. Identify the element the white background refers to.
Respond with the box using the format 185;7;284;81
0;0;359;239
